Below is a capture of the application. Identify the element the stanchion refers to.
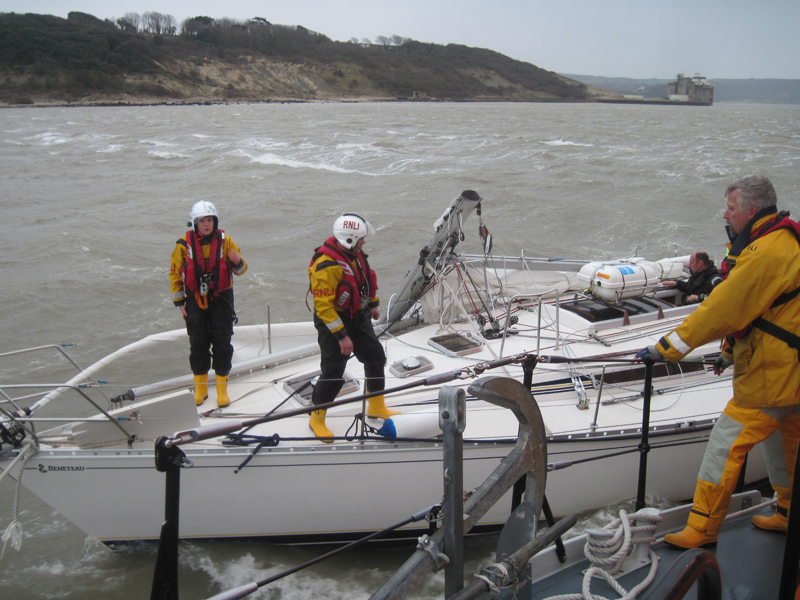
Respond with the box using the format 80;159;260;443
150;436;189;600
440;386;466;599
635;360;654;512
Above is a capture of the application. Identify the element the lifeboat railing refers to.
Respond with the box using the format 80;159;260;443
150;372;578;600
144;356;726;600
497;289;562;358
0;383;135;446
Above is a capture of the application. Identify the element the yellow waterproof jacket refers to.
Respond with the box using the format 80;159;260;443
657;214;800;408
169;231;247;306
309;251;379;339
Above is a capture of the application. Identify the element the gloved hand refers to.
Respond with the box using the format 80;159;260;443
635;345;662;361
713;353;733;375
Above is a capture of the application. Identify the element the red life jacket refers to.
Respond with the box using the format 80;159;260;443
181;229;232;300
310;237;378;317
722;211;800;279
723;211;800;341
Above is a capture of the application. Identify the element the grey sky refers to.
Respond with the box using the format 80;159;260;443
3;0;798;79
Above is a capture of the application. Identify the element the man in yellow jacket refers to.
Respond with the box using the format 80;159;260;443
307;214;398;442
637;175;800;548
170;201;247;408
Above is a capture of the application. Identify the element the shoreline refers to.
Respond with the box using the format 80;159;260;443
1;93;718;109
1;96;664;109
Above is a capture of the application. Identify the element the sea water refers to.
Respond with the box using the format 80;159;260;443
1;101;799;599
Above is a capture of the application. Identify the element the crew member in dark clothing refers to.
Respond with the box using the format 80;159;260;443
307;214;399;442
170;201;247;407
662;251;722;303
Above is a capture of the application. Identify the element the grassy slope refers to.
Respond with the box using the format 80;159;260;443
0;12;604;105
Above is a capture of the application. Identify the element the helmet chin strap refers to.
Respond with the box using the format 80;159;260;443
335;239;356;253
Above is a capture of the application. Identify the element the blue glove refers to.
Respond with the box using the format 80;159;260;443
635;345;662;361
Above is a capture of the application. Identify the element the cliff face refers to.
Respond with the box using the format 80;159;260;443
0;13;602;106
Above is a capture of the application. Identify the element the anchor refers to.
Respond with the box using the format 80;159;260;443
370;376;569;600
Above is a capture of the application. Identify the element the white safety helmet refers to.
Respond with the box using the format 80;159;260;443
333;214;376;250
188;200;219;231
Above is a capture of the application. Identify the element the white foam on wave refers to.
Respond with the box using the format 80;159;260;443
27;560;68;576
384;158;423;173
29;131;71;145
335;142;372;150
416;132;457;140
543;139;593;147
148;150;193;159
192;133;212;138
230;149;365;175
139;139;175;147
97;144;122;153
182;548;378;600
24;552;108;578
245;138;289;151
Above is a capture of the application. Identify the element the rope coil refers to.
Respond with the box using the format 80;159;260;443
545;508;662;600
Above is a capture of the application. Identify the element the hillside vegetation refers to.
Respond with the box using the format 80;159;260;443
0;12;605;106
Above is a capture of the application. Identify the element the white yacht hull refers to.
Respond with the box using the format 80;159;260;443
16;424;766;542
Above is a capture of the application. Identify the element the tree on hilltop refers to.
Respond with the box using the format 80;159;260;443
116;12;140;32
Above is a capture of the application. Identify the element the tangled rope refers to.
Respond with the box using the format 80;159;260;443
546;508;662;600
0;437;38;560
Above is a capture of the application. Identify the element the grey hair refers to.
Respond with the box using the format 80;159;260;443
725;175;777;211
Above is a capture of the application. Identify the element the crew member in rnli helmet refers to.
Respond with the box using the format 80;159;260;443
169;201;247;408
307;214;399;442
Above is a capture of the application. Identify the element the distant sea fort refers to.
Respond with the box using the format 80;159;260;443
600;73;714;106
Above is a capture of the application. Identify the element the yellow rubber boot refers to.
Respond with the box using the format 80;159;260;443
663;525;718;549
366;395;401;419
193;374;208;406
752;509;788;533
216;375;230;407
309;409;334;443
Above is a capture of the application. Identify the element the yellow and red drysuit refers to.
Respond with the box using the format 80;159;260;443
308;237;384;406
169;229;247;376
655;208;800;534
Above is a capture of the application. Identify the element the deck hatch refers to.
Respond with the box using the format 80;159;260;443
427;333;483;356
560;297;671;323
282;371;360;406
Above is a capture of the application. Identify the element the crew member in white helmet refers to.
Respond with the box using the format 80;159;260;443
169;201;247;408
307;214;399;442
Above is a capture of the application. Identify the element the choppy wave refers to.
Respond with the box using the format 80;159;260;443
228;149;366;174
542;138;594;147
28;131;71;145
148;150;193;159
